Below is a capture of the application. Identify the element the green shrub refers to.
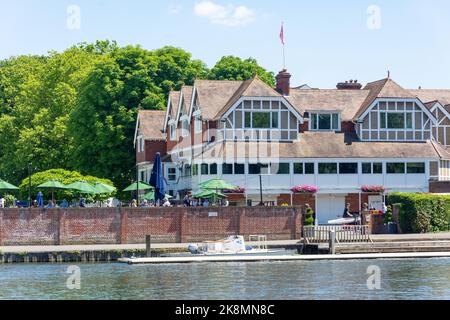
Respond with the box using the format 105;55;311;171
4;194;16;207
304;208;315;226
387;193;450;233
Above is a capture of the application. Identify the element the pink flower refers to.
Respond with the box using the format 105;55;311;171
223;187;245;194
291;186;318;194
361;186;385;193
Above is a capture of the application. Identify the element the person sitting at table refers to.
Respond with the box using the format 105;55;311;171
47;200;56;208
343;203;353;218
60;199;69;208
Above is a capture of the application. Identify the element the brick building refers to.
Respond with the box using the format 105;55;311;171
135;70;450;224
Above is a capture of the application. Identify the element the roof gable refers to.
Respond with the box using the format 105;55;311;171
354;78;416;120
137;110;166;141
194;79;244;120
215;76;282;118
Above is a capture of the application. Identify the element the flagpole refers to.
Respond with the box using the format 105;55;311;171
281;22;286;70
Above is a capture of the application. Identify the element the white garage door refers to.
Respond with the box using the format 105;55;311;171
317;194;346;224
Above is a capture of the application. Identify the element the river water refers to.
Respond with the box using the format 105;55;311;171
0;258;449;300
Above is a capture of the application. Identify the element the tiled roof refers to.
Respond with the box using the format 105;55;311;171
168;91;180;119
354;78;416;120
215;76;282;118
409;89;450;106
138;110;166;140
194;80;243;120
177;86;193;118
286;89;370;122
201;132;444;159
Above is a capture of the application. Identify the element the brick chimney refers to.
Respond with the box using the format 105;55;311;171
276;69;291;96
337;79;362;90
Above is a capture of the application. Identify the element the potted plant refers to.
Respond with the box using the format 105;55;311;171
291;186;318;194
361;186;385;193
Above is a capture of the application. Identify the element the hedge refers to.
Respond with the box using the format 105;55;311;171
387;193;450;233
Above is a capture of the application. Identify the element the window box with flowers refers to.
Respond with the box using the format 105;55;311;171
291;186;318;194
223;187;246;194
361;186;385;193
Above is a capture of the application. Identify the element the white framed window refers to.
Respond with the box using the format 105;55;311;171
310;113;340;131
168;167;177;181
194;114;202;134
169;123;176;141
181;118;189;137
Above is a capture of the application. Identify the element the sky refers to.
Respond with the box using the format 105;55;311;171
0;0;449;89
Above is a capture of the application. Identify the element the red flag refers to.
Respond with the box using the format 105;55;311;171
280;23;285;45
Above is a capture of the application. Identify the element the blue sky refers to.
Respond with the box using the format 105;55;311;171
1;0;449;88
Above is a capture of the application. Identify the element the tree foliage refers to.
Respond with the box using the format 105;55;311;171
0;41;274;193
207;56;275;87
19;168;115;201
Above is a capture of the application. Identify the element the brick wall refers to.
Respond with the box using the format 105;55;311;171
0;207;302;246
429;181;450;193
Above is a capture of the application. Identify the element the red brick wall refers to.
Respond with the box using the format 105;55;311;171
0;207;302;245
341;121;356;133
136;140;167;164
429;181;450;193
299;121;309;133
277;194;316;211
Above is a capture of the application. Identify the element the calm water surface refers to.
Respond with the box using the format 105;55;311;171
0;258;449;300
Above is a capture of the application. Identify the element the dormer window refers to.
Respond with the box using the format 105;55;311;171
244;112;279;129
169;123;176;141
310;113;340;131
193;111;202;134
380;112;413;129
181;117;189;137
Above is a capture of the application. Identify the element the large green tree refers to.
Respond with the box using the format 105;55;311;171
207;56;275;87
67;45;207;190
0;43;108;182
0;41;275;194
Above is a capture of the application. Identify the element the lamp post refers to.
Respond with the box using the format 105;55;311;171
136;163;140;207
28;163;32;208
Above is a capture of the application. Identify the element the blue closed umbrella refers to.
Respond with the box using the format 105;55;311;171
149;152;165;202
36;192;44;208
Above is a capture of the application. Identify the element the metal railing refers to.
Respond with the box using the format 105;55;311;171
303;225;371;244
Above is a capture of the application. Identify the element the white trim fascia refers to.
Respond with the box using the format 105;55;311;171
187;85;198;124
133;115;140;148
357;98;437;123
431;102;450;120
175;91;185;123
163;95;173;132
221;96;304;124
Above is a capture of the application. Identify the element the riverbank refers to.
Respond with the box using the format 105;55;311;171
1;233;449;263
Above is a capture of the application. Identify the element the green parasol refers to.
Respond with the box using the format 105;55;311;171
0;180;20;191
93;182;116;194
194;190;227;199
123;182;154;192
200;178;237;191
65;181;97;194
37;180;68;203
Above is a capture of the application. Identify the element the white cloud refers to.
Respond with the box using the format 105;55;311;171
194;1;256;27
168;4;183;15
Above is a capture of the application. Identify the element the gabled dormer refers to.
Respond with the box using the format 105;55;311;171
164;91;180;142
176;86;193;138
217;75;304;142
354;78;436;142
